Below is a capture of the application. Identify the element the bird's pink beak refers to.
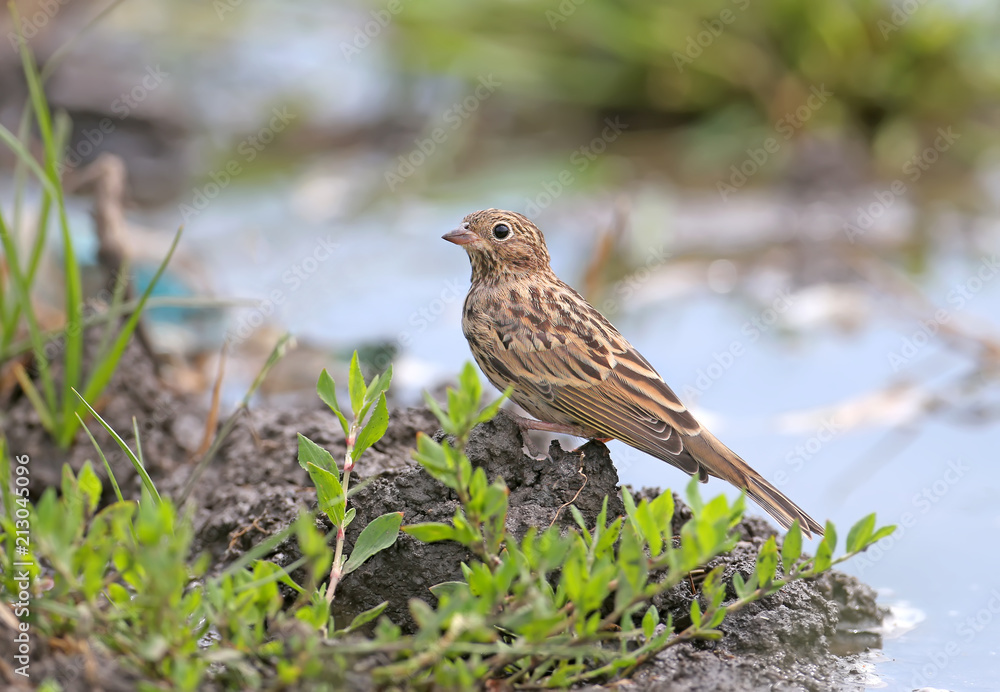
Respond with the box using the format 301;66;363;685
442;224;479;246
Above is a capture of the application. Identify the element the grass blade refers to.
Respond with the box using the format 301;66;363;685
77;413;124;504
72;388;161;505
1;296;249;362
1;215;57;416
132;417;145;468
11;363;55;433
94;259;130;362
10;11;83;443
67;227;184;447
0;124;59;198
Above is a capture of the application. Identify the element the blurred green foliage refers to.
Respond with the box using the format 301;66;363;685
381;0;998;179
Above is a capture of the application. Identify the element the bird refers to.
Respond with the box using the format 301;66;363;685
442;208;824;537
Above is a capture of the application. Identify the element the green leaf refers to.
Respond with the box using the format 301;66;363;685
342;601;388;633
297;434;337;473
458;362;482;416
429;581;470;601
77;460;102;514
846;513;876;554
360;366;393;421
649;490;675;529
642;606;660;639
812;538;833;575
755;536;778;586
422;391;450;431
617;524;647;594
621;485;638;517
689;599;702;627
781;521;802;574
685;476;703;514
569;505;589;539
370;365;394;401
595;517;623;556
403;522;457;543
475;386;512;425
823;520;838;554
635;500;663;557
306;462;345;526
106;582;131;607
348;351;366;418
413;434;461;491
317;369;349;436
732;571;748;599
868;525;896;546
343;512;403;574
353;393;389;461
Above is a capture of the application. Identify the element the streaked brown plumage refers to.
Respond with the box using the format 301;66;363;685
443;208;825;537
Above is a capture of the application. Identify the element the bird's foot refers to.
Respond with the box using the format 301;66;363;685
512;415;610;457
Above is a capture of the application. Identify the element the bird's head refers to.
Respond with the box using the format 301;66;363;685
443;209;552;282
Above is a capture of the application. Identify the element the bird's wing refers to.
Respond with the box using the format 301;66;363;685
480;284;705;475
474;281;826;537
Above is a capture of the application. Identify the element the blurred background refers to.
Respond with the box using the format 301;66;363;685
2;0;1000;688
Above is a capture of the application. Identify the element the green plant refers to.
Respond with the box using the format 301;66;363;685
0;348;406;689
0;360;895;690
353;362;898;688
0;22;181;449
298;351;403;634
382;0;996;179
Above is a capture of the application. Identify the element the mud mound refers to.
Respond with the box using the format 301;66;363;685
5;339;885;690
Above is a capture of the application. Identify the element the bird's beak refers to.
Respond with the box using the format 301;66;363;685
442;225;479;246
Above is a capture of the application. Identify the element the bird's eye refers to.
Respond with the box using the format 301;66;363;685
492;223;512;241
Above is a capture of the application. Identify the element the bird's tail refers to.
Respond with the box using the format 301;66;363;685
685;428;825;538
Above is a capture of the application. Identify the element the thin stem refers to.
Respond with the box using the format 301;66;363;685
323;420;358;616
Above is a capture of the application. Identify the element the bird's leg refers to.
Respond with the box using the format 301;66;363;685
512;415;613;456
514;416;592;439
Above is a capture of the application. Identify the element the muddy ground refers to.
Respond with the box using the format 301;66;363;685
3;339;886;690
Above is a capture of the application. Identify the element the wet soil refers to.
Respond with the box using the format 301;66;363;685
2;340;886;691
